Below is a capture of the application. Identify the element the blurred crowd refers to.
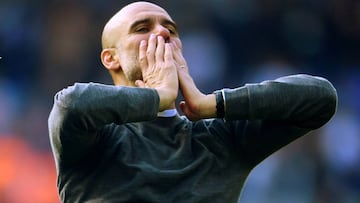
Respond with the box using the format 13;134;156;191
0;0;359;202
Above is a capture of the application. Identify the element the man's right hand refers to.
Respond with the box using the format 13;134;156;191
135;34;179;112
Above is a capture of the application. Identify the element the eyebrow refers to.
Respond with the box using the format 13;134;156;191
128;17;178;33
162;19;178;31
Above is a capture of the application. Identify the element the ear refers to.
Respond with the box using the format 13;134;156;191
101;48;121;71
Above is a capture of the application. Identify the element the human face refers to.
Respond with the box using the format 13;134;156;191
112;2;179;82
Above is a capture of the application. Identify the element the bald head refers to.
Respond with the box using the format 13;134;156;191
101;1;171;49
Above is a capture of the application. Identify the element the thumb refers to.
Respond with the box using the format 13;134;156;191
135;80;146;88
179;101;198;121
179;101;186;114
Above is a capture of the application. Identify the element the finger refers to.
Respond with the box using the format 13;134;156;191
171;42;187;72
171;38;182;50
146;34;157;66
155;36;165;62
178;72;199;101
135;80;146;88
172;40;183;56
164;42;173;63
139;40;148;69
179;101;186;115
179;101;198;121
177;64;203;114
171;40;181;56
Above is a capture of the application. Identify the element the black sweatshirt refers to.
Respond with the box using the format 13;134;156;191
48;74;337;203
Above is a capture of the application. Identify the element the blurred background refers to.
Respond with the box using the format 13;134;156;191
0;0;359;202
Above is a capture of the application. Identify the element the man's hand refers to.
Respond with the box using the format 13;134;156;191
135;34;179;112
171;39;217;121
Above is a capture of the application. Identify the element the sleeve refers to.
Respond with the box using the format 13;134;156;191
222;74;338;166
48;82;160;166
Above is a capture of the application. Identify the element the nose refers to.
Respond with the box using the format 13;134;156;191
154;25;170;42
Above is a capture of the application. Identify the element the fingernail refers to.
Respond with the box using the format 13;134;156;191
140;40;146;46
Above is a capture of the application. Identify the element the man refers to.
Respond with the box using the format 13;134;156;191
48;1;338;203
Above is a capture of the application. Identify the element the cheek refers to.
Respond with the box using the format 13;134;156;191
125;36;150;51
118;46;140;67
122;43;139;55
119;36;150;65
122;57;142;81
122;45;142;62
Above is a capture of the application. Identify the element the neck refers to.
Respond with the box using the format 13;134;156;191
113;78;135;87
110;71;136;86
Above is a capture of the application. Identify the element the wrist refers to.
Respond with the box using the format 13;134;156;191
156;88;176;112
201;94;217;118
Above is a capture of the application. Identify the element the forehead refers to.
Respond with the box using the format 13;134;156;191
119;2;173;25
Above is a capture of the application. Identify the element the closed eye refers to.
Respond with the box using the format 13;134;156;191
163;21;178;36
167;27;177;35
135;27;150;33
129;18;152;34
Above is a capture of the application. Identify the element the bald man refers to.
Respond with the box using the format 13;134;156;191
48;1;338;203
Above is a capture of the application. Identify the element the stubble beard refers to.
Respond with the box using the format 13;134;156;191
123;55;143;83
